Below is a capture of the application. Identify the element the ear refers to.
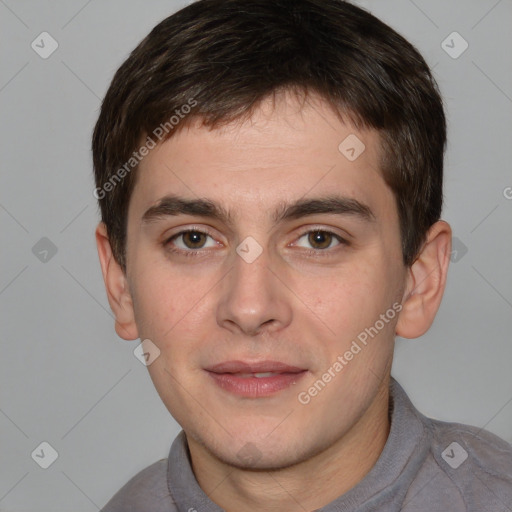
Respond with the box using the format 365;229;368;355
95;222;139;340
396;220;452;339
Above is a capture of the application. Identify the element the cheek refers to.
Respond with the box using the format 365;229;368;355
130;265;215;368
132;279;174;336
129;263;189;358
298;265;401;374
297;261;389;334
130;253;194;326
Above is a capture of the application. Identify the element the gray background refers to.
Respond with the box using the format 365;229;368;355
1;0;511;510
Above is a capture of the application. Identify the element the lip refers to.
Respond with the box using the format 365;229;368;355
206;360;307;398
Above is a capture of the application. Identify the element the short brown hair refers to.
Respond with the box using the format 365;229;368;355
92;0;446;272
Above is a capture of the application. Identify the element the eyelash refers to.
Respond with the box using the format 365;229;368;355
163;227;349;258
164;228;219;258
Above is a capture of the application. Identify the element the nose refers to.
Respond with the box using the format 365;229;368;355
216;241;293;337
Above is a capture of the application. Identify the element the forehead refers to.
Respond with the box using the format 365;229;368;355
128;92;395;225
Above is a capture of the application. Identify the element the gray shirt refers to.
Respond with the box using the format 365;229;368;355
102;378;512;511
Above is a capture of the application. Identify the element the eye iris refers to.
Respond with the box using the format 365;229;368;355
308;231;332;249
183;231;206;248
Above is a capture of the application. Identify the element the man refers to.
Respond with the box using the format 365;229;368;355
93;0;512;510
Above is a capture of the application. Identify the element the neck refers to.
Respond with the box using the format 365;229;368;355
187;377;391;512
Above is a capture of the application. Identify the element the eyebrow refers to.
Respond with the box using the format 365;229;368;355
141;194;376;227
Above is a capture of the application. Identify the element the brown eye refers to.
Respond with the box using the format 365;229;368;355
293;229;347;252
180;230;208;249
307;230;335;249
166;229;217;252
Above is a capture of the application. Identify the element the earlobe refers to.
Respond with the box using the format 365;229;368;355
396;220;452;339
95;222;139;340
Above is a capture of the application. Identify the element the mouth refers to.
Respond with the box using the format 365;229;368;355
205;360;307;398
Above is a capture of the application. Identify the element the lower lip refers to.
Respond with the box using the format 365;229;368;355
207;371;307;397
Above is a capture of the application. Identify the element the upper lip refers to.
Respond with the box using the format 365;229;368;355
206;360;306;374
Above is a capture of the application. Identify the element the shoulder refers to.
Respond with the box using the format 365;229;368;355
427;417;512;509
429;418;512;474
101;458;178;512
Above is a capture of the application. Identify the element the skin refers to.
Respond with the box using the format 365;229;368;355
96;90;451;511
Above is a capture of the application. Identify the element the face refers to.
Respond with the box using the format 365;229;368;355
123;92;407;469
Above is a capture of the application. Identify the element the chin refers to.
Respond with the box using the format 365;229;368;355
219;445;307;471
200;429;317;471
